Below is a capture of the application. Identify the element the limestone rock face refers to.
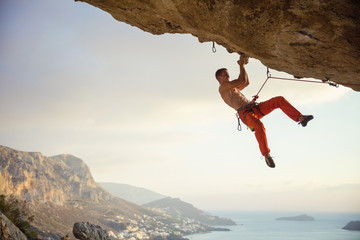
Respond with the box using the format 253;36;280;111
0;145;112;204
0;211;27;240
77;0;360;90
0;145;156;238
73;222;111;240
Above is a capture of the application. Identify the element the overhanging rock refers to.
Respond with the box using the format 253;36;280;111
76;0;360;91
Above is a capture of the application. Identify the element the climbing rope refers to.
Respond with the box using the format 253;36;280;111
268;76;339;87
251;67;347;102
251;67;271;103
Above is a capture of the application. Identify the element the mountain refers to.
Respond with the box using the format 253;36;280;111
143;197;236;226
0;147;111;204
98;182;167;205
0;145;155;238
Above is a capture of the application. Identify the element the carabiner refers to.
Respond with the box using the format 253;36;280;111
212;42;217;53
266;67;271;78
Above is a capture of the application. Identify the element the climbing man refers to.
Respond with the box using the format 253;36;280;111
215;54;313;168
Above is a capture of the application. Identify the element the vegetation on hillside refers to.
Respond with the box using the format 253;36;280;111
0;194;38;239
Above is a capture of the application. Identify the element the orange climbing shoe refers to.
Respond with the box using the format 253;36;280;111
299;115;314;127
264;154;275;168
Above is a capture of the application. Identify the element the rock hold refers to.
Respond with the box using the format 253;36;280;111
73;222;111;240
77;0;360;91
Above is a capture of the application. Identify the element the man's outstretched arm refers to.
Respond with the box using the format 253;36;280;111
235;54;249;90
219;55;249;92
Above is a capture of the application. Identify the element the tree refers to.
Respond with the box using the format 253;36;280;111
0;194;38;239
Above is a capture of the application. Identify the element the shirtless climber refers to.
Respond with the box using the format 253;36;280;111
215;54;313;168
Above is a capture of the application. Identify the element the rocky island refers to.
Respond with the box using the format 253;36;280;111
276;214;315;221
342;221;360;231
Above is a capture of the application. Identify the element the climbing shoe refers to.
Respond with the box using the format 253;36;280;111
264;154;275;168
299;115;314;127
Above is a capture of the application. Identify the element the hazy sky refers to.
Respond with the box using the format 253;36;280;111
1;0;359;213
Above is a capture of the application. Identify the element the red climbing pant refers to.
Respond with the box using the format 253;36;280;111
238;96;302;156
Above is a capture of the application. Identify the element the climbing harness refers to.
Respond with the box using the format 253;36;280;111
235;103;253;131
236;109;255;132
212;42;217;53
235;102;262;132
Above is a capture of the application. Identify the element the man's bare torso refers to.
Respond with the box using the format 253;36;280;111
219;83;250;111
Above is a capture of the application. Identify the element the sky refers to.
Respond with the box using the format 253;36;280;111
1;0;359;213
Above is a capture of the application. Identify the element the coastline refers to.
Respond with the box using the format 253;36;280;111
187;211;360;240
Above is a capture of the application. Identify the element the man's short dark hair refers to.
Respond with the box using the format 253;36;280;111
215;68;227;80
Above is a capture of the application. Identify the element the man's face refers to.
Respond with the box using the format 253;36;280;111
219;70;230;82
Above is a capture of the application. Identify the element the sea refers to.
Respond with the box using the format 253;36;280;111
188;211;360;240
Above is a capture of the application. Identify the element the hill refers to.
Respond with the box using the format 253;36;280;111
143;197;236;226
98;182;166;205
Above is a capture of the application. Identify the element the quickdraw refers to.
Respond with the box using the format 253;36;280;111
212;42;216;53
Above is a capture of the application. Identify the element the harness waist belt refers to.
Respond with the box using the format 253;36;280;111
237;102;254;113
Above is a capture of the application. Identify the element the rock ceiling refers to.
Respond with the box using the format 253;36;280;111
77;0;360;91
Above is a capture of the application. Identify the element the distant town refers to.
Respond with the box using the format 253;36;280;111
107;211;222;240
